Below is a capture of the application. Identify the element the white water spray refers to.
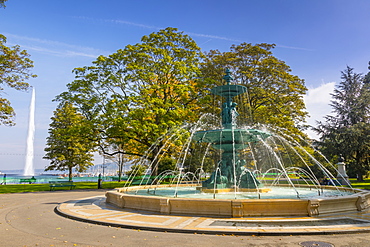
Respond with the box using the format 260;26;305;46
23;87;35;176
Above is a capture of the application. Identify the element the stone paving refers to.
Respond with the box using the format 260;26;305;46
57;195;370;235
3;190;370;246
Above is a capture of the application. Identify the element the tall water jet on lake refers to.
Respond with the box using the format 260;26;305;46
23;87;35;176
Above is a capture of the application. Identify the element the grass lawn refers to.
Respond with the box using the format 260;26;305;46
1;179;369;194
0;181;128;194
349;178;370;190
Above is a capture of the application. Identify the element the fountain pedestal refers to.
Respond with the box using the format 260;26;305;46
193;69;271;191
337;161;350;185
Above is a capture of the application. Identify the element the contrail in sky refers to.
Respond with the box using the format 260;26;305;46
76;16;312;50
72;16;242;42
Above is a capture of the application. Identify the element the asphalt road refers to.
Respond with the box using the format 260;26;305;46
1;189;370;247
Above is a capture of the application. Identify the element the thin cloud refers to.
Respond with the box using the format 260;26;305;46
9;44;98;58
3;33;108;58
107;19;163;30
72;16;242;42
186;32;242;42
276;44;314;51
72;16;163;30
73;16;313;51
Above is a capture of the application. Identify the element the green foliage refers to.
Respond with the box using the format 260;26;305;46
125;164;148;177
314;66;370;180
43;102;96;181
0;34;36;126
56;28;208;175
157;157;177;175
0;0;7;8
201;43;308;137
183;142;217;174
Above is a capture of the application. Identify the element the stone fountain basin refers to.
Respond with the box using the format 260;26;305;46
106;184;370;217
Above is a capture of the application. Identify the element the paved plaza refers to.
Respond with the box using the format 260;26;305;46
58;195;370;235
2;189;370;246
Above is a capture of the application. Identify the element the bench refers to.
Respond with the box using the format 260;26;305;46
49;181;76;191
19;178;36;184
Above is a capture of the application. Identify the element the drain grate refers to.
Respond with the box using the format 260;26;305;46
300;241;334;247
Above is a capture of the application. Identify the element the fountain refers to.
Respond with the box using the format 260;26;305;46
106;70;370;217
193;69;270;193
23;87;35;176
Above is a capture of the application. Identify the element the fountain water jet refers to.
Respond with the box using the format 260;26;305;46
106;70;370;217
193;69;271;193
23;87;35;176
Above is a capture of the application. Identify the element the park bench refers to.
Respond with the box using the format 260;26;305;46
19;178;36;184
49;181;76;191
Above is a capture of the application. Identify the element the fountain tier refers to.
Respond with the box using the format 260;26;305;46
193;128;271;150
193;69;271;190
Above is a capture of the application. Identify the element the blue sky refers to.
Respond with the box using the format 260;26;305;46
0;0;370;171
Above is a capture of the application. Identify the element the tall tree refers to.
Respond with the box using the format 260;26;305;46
44;102;96;181
0;34;37;126
201;43;308;136
56;28;208;175
314;66;370;180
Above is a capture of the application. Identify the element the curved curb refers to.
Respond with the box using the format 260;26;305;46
55;196;370;236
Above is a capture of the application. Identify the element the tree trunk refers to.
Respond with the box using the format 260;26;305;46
118;166;122;182
357;171;364;182
68;167;73;181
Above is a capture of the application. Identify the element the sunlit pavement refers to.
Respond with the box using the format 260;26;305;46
57;194;370;235
2;190;370;247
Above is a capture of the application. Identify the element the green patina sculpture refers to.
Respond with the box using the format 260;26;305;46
193;69;271;190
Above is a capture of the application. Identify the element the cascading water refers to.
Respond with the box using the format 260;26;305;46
107;69;370;217
23;87;35;176
123;69;352;196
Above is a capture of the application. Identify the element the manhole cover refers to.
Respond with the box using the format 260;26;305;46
300;241;334;247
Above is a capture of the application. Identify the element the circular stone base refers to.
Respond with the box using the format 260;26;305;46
106;185;370;218
56;195;370;235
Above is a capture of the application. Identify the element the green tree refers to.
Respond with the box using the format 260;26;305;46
125;164;148;177
44;102;96;181
157;157;177;175
0;34;36;126
56;27;208;176
183;142;217;174
0;0;7;8
201;43;308;136
314;66;370;181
